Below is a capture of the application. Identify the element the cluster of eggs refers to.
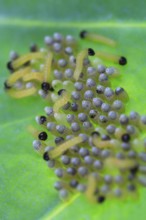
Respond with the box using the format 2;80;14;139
4;31;146;203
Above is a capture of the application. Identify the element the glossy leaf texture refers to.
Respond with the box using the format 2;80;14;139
0;1;146;220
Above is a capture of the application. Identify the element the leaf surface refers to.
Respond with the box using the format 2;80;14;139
0;1;146;220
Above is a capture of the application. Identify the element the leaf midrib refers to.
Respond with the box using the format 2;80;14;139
0;18;146;28
41;194;80;220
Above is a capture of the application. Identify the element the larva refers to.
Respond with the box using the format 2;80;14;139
4;31;146;204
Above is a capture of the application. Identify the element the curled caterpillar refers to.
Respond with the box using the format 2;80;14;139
4;31;146;204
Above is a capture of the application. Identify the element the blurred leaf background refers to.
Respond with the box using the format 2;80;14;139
0;0;146;219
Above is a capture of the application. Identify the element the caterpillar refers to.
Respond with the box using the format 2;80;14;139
4;31;146;204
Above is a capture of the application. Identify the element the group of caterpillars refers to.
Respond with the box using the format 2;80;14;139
4;30;146;204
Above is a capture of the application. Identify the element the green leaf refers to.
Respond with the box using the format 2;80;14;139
1;1;146;220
